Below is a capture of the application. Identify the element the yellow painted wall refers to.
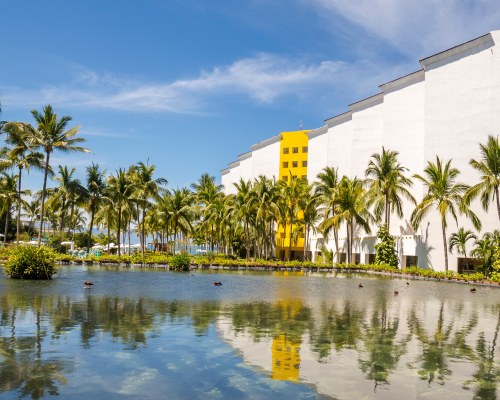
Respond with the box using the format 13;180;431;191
271;334;301;382
276;130;309;260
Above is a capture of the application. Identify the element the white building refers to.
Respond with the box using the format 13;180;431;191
222;31;500;271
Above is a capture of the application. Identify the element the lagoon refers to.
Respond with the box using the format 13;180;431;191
0;266;499;399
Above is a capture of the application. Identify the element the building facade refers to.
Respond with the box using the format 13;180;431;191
221;31;500;271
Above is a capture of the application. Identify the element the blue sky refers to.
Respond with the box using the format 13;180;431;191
1;0;499;190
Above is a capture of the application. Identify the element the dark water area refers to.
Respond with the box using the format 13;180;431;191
0;266;499;399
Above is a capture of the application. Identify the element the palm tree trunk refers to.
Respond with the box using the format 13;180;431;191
496;187;500;221
4;201;10;244
441;220;448;272
141;207;146;257
333;227;339;264
16;167;22;244
38;152;51;246
87;208;95;253
128;220;132;255
117;208;121;258
346;223;350;264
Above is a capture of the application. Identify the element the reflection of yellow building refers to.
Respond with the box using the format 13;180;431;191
272;334;301;381
271;299;303;382
276;130;310;260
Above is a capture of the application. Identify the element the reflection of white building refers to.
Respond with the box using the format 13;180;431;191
221;31;500;271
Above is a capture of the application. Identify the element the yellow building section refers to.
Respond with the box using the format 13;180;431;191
276;130;309;260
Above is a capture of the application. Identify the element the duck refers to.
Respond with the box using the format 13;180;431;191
358;283;364;288
84;281;94;286
394;291;399;295
470;287;477;293
213;281;223;286
406;282;410;286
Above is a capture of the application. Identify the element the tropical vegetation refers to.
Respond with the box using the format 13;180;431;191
0;105;498;280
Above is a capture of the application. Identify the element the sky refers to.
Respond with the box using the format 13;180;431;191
1;0;499;191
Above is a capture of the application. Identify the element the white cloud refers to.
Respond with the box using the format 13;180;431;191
0;54;374;114
308;0;500;58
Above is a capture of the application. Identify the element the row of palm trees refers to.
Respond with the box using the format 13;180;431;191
0;104;499;271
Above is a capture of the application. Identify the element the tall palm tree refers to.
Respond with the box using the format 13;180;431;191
253;176;279;259
30;105;90;245
0;122;45;242
314;167;341;262
85;163;106;252
365;147;415;230
0;173;29;244
107;168;134;257
168;188;193;253
449;227;477;271
302;189;321;261
467;135;500;220
329;176;371;264
411;157;481;271
192;173;220;252
278;175;308;261
232;179;256;259
52;166;85;233
132;161;167;255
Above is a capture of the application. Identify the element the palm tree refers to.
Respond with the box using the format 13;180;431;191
52;166;86;233
365;147;415;230
132;161;167;256
330;176;371;264
467;135;500;220
0;173;29;244
253;176;279;259
168;188;193;253
411;157;481;271
449;228;477;271
302;190;321;261
278;175;308;261
471;231;500;277
107;168;134;257
314;167;341;262
1;122;45;242
30;105;90;245
192;173;221;252
85;163;106;252
232;179;255;259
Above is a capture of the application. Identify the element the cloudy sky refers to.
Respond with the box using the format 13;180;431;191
2;0;499;189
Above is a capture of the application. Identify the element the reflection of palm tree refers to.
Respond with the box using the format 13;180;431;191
358;300;409;391
463;309;500;399
408;303;453;386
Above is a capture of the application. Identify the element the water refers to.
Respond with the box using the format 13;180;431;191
0;266;499;399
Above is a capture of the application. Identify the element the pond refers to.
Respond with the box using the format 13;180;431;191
0;266;499;399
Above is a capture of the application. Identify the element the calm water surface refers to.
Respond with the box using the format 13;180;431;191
0;266;499;399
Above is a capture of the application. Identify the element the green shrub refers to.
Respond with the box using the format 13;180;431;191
169;254;191;271
374;225;398;268
4;246;58;280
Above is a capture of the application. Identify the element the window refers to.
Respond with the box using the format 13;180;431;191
282;175;288;181
301;175;307;179
283;147;289;154
292;161;298;168
302;160;307;167
292;147;299;154
280;232;286;239
302;146;308;153
282;161;289;168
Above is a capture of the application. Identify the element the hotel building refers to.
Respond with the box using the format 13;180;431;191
221;31;500;272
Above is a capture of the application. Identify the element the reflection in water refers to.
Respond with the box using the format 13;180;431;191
0;270;499;399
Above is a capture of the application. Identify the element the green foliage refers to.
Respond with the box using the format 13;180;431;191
374;225;398;268
320;245;334;265
490;247;500;282
73;232;94;248
4;245;58;279
169;254;191;271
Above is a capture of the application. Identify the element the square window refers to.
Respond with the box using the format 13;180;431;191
282;175;288;181
282;161;289;168
302;160;307;167
292;161;298;168
283;148;289;154
302;146;308;153
292;147;299;153
280;232;286;239
301;175;307;179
